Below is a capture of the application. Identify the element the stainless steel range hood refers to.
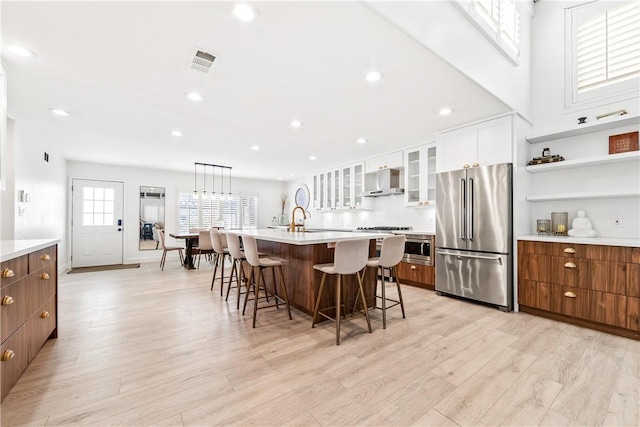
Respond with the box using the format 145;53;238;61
364;168;404;197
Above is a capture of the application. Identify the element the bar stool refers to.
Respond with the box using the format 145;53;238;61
210;230;231;295
225;232;249;310
312;238;372;345
364;234;406;329
241;235;292;328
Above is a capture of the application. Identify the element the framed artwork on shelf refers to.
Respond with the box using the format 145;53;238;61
609;131;639;154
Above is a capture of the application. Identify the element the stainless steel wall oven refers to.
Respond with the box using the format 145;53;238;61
402;234;434;266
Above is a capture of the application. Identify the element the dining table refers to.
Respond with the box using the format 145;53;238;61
169;232;199;270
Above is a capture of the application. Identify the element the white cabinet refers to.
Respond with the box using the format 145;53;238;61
404;143;437;207
341;162;365;209
436;115;512;173
312;173;326;211
365;150;403;173
326;168;341;210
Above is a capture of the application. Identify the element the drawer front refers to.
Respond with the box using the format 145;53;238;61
519;253;551;283
589;291;627;328
551;257;589;288
589;260;627;295
561;287;590;320
0;255;29;288
1;277;29;343
28;246;57;273
27;264;56;315
396;262;432;285
627;297;640;332
1;325;29;401
553;243;588;259
518;280;562;313
29;297;56;362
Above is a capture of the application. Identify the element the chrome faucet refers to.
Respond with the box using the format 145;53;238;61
290;206;310;232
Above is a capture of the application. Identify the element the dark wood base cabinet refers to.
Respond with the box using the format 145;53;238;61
396;262;435;290
1;244;58;401
518;240;640;340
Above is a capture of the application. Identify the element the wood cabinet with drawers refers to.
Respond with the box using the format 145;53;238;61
396;261;435;290
518;240;640;339
0;242;58;401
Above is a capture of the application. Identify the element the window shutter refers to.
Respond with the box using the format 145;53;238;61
178;191;198;233
241;195;259;229
576;0;640;93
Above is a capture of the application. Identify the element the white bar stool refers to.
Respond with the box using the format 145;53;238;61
241;235;292;328
363;234;406;329
210;230;231;295
224;232;249;310
311;238;372;345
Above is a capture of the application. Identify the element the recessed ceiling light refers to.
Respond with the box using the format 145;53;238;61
4;43;36;58
251;145;260;150
439;107;453;116
365;71;382;82
232;2;258;22
289;173;294;177
278;177;283;180
185;92;204;102
171;130;184;137
309;155;316;160
50;109;70;117
357;138;367;144
290;120;302;128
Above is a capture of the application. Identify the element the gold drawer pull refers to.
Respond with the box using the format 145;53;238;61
564;248;576;254
40;311;50;319
1;296;14;305
463;164;470;169
564;291;577;298
41;254;51;261
472;162;480;167
1;268;14;278
1;350;15;361
41;273;50;280
410;265;417;270
564;262;576;269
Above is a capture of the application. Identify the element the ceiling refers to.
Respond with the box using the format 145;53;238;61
1;1;510;181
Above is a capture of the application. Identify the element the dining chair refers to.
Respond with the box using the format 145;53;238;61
157;230;184;270
195;230;215;269
312;238;372;345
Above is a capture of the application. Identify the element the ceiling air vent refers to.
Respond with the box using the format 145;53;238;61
190;50;216;73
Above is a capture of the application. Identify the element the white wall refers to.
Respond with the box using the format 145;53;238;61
530;0;639;134
0;118;16;239
366;0;533;117
11;119;68;268
67;161;287;265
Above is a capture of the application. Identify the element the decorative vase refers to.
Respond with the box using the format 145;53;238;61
278;214;288;226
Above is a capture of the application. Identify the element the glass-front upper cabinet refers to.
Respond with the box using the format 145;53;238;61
340;162;365;209
312;175;319;210
319;173;325;210
332;169;340;209
326;171;333;209
404;142;436;207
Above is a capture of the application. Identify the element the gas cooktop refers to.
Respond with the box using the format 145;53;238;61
356;226;412;231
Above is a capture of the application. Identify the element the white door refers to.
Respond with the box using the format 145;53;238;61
72;179;124;267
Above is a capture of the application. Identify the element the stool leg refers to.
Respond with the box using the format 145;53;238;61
211;253;219;291
271;268;279;309
252;266;262;328
220;257;226;297
312;273;327;328
243;266;254;315
260;268;270;303
336;274;342;346
225;260;237;302
237;259;246;310
393;266;406;318
356;270;372;333
278;265;292;320
381;267;387;329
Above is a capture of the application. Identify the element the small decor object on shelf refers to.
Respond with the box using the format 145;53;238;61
609;131;639;154
551;212;568;236
536;219;551;235
528;147;565;165
568;209;596;238
578;117;587;124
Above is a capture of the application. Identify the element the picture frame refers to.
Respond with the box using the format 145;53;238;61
609;131;639;155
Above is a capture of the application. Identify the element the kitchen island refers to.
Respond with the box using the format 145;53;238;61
233;229;390;316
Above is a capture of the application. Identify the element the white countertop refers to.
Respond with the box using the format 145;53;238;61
518;235;640;248
1;239;60;262
232;228;391;245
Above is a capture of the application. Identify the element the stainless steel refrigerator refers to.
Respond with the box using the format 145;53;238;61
435;163;512;311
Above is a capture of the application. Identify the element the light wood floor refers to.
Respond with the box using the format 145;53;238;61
1;259;639;426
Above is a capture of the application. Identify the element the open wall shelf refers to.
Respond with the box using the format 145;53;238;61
525;151;640;173
526;189;639;202
525;115;639;144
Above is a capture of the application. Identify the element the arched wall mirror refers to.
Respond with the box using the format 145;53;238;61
139;186;165;251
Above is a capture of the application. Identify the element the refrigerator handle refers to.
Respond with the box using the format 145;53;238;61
459;178;466;241
468;177;474;241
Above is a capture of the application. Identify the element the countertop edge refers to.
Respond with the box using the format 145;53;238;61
1;239;60;262
232;229;392;245
517;235;640;248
